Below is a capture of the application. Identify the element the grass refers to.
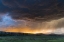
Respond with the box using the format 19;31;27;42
0;36;64;42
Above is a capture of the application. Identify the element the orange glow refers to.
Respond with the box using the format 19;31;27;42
4;27;54;34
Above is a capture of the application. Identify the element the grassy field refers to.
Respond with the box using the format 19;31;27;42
0;36;64;42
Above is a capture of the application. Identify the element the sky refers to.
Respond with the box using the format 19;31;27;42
0;0;64;34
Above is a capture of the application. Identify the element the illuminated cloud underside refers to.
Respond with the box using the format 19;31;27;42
0;13;64;34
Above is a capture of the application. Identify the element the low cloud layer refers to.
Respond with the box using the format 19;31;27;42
0;13;64;34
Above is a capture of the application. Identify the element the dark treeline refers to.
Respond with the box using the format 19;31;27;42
0;31;31;36
0;31;64;37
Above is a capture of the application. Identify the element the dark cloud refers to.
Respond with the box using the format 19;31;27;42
0;0;64;34
0;0;64;21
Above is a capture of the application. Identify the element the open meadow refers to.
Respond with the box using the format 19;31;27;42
0;35;64;42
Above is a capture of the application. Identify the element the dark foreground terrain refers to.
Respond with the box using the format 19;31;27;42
0;32;64;42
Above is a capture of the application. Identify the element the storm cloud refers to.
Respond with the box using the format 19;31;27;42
0;0;64;34
1;0;64;21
